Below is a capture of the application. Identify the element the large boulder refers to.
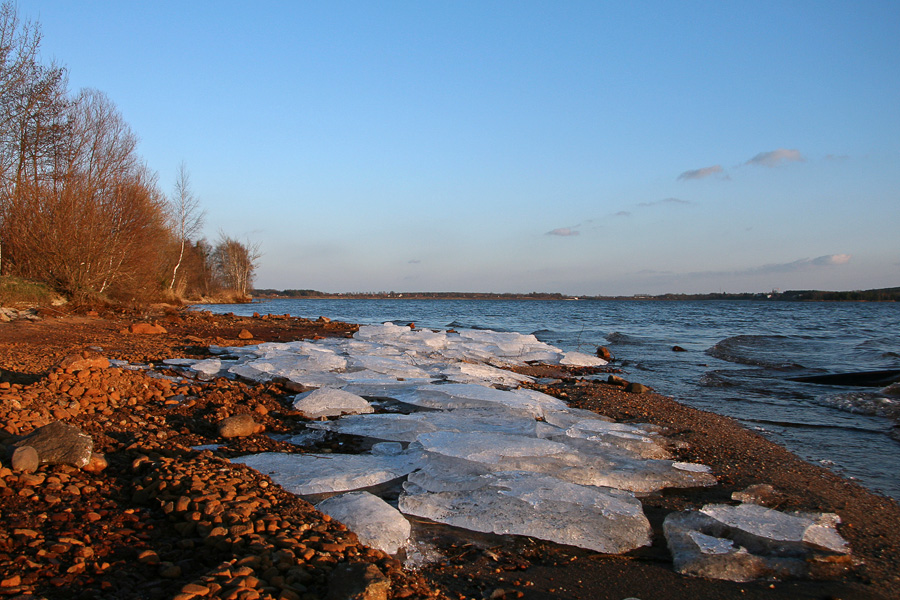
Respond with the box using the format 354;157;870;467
12;421;93;468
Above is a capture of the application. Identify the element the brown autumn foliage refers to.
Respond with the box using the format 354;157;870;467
0;3;257;304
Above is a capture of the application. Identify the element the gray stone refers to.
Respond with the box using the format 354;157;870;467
13;421;93;468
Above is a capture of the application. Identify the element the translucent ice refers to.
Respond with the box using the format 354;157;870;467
316;492;410;555
417;431;570;465
399;471;651;554
309;407;547;442
292;388;374;418
664;503;852;582
231;450;422;495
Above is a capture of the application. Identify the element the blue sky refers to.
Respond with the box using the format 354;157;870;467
19;1;900;295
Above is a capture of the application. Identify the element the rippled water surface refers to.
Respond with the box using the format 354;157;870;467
198;299;900;500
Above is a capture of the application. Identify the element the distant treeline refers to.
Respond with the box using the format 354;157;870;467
253;290;570;300
253;288;900;302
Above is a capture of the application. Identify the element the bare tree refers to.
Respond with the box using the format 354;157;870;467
167;161;204;292
3;88;170;299
0;2;68;274
212;233;261;298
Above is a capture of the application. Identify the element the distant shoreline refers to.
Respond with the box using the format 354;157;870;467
251;287;900;303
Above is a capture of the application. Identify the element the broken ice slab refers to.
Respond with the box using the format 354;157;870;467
438;362;534;386
412;431;715;493
664;503;853;582
559;418;672;460
396;383;568;419
417;431;570;465
316;491;411;555
309;406;553;443
347;355;433;380
190;358;227;377
699;503;849;554
231;449;423;496
292;388;374;418
399;470;651;554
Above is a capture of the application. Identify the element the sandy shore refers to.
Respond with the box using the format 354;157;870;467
0;306;898;600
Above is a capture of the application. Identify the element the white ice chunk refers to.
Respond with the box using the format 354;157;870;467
417;431;569;465
399;471;651;554
401;383;566;419
231;450;422;495
292;388;374;418
316;492;410;555
700;503;849;554
310;407;545;442
559;351;608;367
664;504;852;582
191;358;225;377
439;362;534;386
348;355;431;379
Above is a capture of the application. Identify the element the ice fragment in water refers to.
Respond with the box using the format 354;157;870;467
292;388;374;418
231;450;422;495
664;503;852;582
399;471;651;554
316;492;410;555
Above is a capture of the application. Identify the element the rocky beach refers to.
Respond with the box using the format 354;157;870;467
1;306;899;600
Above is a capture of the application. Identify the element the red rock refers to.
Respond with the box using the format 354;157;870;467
218;414;264;439
128;322;167;335
58;351;110;372
238;329;254;340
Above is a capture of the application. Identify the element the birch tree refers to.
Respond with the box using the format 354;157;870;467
168;161;204;292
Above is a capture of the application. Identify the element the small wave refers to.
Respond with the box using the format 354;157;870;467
706;334;807;369
444;321;499;331
818;392;900;421
606;331;644;345
699;372;737;388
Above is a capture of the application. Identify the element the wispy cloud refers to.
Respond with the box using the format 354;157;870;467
744;148;805;168
613;211;631;218
546;227;580;237
638;197;691;208
736;254;850;276
678;165;723;180
408;259;421;264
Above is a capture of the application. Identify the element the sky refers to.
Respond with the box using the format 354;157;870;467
17;1;900;295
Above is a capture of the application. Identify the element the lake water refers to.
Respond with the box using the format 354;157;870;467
197;298;900;500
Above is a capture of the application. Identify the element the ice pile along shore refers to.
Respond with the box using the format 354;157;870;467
193;323;706;554
178;323;848;577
